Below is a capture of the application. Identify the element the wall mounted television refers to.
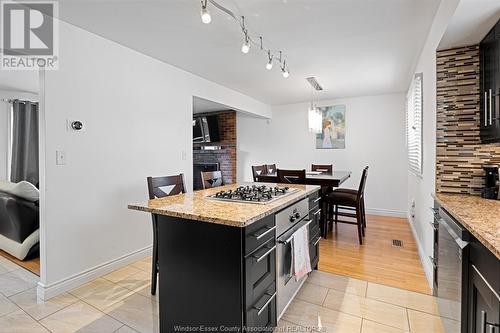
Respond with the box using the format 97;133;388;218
193;115;221;143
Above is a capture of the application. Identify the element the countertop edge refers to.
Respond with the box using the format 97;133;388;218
433;193;500;260
128;185;321;227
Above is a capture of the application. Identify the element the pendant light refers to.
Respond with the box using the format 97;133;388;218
307;78;323;133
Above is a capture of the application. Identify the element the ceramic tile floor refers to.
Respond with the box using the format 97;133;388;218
0;256;460;333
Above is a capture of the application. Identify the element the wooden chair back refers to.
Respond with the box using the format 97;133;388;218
252;165;267;182
147;174;186;199
277;169;306;184
357;167;369;198
311;164;333;174
266;164;277;174
201;171;223;189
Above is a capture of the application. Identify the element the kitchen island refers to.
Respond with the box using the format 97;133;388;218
128;183;321;333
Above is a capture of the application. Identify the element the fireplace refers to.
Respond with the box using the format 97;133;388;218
193;163;219;190
192;110;237;191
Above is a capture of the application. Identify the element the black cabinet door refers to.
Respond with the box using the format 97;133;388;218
467;264;500;333
244;239;276;311
480;19;500;143
480;28;498;143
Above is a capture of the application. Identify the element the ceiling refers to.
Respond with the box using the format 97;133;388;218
0;70;38;94
193;96;233;114
54;0;440;105
439;0;500;50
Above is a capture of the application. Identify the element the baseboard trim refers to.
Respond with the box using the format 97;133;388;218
407;213;434;292
365;208;407;218
37;246;152;300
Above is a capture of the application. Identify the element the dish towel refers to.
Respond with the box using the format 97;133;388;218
292;224;312;281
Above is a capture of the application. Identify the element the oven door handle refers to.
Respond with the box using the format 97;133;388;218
439;218;469;249
278;219;312;244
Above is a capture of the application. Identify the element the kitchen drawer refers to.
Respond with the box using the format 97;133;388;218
309;192;321;212
469;239;499;296
245;238;276;310
309;208;321;235
244;214;275;256
309;233;320;268
309;226;320;243
246;283;276;333
467;261;499;333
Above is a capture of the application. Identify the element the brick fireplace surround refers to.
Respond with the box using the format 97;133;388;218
193;111;237;188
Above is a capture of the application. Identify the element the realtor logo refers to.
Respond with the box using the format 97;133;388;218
1;1;58;70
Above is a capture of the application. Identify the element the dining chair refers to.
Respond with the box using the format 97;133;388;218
277;169;306;184
201;170;223;189
323;167;368;244
266;164;277;174
311;164;333;174
252;165;267;182
146;173;186;295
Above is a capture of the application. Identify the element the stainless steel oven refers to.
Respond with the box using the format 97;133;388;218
275;198;310;319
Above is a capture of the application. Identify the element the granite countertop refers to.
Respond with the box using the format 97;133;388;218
434;193;500;259
128;183;320;227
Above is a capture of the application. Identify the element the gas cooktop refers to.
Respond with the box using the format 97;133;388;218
207;184;298;204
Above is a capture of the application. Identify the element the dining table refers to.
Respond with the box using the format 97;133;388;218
255;170;352;236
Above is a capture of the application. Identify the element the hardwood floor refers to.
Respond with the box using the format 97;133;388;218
0;250;40;276
318;214;432;295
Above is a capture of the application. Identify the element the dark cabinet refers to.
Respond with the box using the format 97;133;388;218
156;190;320;333
480;19;500;143
244;238;277;331
308;194;321;269
432;201;500;333
467;240;500;333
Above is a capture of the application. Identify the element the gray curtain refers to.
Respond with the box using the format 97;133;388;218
10;101;39;186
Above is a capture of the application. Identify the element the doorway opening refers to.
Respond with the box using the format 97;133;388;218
0;73;41;279
192;97;238;191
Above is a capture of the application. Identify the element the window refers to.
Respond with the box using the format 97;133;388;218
406;73;423;176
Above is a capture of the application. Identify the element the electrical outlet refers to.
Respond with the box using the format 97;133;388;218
410;199;416;219
56;150;66;165
181;150;187;161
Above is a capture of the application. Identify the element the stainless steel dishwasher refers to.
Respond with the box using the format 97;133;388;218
436;207;470;332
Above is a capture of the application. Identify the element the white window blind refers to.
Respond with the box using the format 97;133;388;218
406;73;423;176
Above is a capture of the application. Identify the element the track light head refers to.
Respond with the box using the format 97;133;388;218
281;60;289;78
241;33;250;54
200;1;211;24
266;51;273;70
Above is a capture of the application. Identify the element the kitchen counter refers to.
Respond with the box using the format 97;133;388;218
434;192;500;259
128;183;320;227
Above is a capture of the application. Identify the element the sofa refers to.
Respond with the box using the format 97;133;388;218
0;181;39;260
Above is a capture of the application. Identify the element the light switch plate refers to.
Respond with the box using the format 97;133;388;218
56;150;66;165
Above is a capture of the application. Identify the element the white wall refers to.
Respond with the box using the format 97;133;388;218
238;93;408;216
406;0;460;287
39;20;270;298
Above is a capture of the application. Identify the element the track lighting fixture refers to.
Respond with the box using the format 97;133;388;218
200;0;290;78
241;32;250;54
266;51;273;70
281;60;290;78
200;0;211;24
